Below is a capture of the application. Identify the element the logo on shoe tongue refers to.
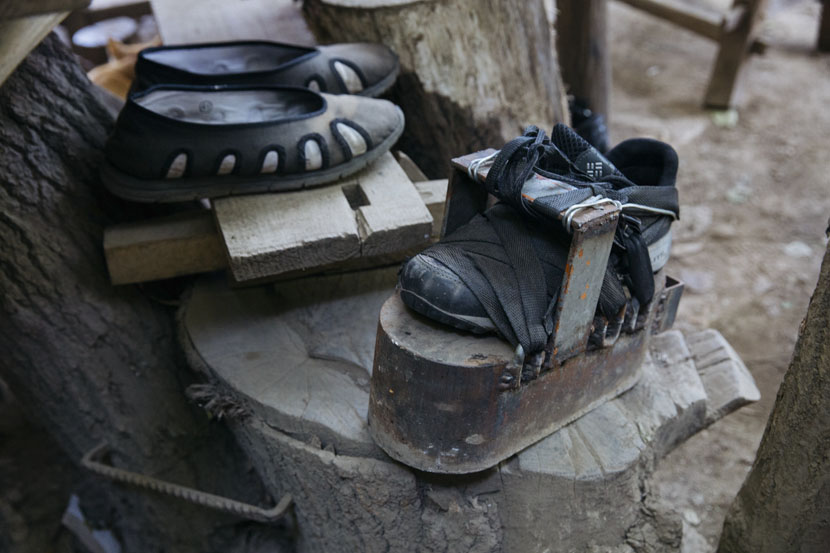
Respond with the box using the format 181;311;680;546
585;161;605;179
575;149;616;180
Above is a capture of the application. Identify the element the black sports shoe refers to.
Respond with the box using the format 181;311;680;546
569;97;610;154
398;125;679;355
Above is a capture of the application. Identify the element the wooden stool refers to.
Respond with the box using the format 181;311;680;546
613;0;769;109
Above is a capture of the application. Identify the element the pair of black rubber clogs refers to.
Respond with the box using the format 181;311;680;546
103;40;404;202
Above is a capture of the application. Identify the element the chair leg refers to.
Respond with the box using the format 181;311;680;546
703;0;768;109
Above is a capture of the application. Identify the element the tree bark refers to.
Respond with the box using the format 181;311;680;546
717;242;830;553
0;35;287;552
303;0;569;178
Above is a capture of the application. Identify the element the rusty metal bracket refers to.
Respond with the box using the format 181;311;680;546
652;275;685;334
81;442;292;523
448;152;620;366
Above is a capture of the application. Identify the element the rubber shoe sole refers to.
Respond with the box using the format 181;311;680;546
102;107;404;202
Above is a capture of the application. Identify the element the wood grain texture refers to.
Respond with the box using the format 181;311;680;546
100;177;444;285
214;182;361;282
0;12;69;86
704;0;768;108
393;151;428;183
104;210;225;284
303;0;568;178
182;261;759;551
615;0;723;40
685;328;760;426
0;0;88;20
413;179;447;238
214;153;432;282
149;0;315;46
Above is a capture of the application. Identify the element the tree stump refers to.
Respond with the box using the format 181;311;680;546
0;35;288;552
717;242;830;553
302;0;569;177
182;268;760;553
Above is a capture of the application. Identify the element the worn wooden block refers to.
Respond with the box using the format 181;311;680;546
103;210;225;285
102;178;444;285
685;328;760;426
213;153;433;282
413;179;448;239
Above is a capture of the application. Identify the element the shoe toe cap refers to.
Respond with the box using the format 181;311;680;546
348;97;404;147
399;253;491;327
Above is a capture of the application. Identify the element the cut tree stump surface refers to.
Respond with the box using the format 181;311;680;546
182;268;760;552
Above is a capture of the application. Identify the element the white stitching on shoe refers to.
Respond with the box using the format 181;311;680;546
165;153;187;178
333;61;362;94
217;154;236;175
261;150;279;174
304;140;322;171
335;123;367;157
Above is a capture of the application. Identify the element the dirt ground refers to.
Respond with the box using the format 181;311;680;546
608;0;829;550
0;0;828;551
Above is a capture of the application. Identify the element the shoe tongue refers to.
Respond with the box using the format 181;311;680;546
551;123;621;180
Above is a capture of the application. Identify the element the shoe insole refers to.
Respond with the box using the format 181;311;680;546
134;88;323;124
144;44;312;75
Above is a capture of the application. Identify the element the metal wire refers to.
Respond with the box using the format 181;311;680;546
467;150;500;182
81;442;292;524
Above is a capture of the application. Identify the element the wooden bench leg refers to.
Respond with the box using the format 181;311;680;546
704;0;768;109
819;0;830;52
556;0;611;121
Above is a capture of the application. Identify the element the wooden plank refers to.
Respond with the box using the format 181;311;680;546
104;210;225;284
0;0;88;20
393;151;429;183
616;0;724;41
214;153;433;282
685;328;760;426
413;179;447;238
704;0;768;109
214;183;361;283
102;178;443;285
149;0;315;46
0;11;69;86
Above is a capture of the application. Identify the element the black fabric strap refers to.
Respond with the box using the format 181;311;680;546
426;205;562;352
